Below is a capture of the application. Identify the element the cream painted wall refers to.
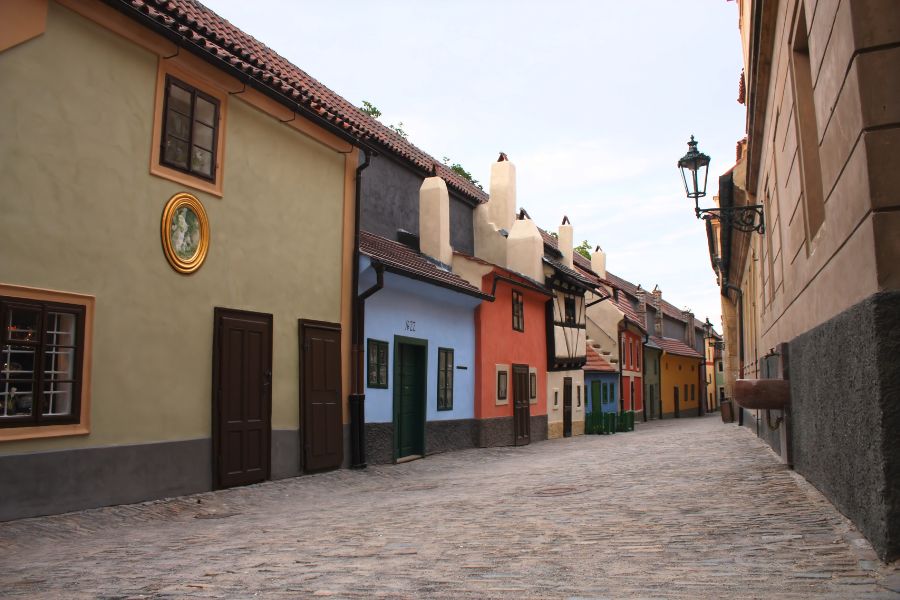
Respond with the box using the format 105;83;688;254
0;2;346;453
546;369;584;427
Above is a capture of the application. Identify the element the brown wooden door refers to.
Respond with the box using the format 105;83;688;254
563;376;573;437
213;308;272;489
512;365;530;446
300;320;343;472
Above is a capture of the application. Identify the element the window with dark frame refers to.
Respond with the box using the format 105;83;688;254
366;339;388;388
564;294;577;324
529;372;537;400
1;297;84;427
161;75;220;181
437;348;454;411
497;370;508;401
512;290;524;332
577;385;581;407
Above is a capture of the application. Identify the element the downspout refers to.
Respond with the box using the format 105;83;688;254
349;150;373;469
723;282;744;426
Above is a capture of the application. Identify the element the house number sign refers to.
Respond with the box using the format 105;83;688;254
404;320;416;332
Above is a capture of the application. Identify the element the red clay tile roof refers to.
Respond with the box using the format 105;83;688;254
583;345;616;373
605;271;641;298
650;335;703;359
360;232;489;300
614;293;647;332
112;0;487;204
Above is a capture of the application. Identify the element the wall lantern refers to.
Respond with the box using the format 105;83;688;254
677;135;765;234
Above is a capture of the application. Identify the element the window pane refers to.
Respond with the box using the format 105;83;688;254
6;307;40;343
193;121;214;151
164;137;189;169
42;381;72;416
44;347;74;380
2;345;34;378
498;371;507;399
46;312;76;346
166;110;191;140
191;147;213;177
530;373;536;399
168;82;192;114
0;380;33;417
379;364;387;386
195;97;216;126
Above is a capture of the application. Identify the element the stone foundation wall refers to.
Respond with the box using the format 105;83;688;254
788;291;900;561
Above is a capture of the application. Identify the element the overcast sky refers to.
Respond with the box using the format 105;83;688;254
203;0;746;329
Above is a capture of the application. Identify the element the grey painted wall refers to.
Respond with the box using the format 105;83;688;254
360;154;475;255
788;291;900;561
663;315;685;340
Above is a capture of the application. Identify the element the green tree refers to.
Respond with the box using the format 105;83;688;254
442;156;482;190
575;240;592;259
388;122;409;139
359;100;381;119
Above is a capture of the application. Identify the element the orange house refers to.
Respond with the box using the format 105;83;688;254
455;255;549;447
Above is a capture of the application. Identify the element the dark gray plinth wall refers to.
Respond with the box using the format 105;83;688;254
0;439;213;521
745;292;899;561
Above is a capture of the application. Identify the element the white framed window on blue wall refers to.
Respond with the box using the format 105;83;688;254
437;348;454;410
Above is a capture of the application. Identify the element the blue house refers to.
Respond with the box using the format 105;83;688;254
357;179;490;463
584;345;619;415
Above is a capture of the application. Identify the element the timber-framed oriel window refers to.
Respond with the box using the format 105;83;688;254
437;348;454;411
1;296;85;427
512;290;524;332
367;339;388;388
564;294;577;324
161;75;220;181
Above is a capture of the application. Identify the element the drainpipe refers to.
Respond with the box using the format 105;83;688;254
349;150;372;469
723;282;744;426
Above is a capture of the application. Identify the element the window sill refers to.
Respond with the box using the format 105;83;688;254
0;423;89;442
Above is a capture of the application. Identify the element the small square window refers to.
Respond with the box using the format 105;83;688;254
161;76;220;182
1;297;85;427
367;339;388;389
512;291;524;332
497;370;508;401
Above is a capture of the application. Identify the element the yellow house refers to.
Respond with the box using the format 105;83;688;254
0;0;408;519
652;336;703;418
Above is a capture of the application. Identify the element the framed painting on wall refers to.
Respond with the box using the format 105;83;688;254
161;192;210;274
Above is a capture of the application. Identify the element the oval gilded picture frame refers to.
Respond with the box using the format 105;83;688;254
161;192;210;274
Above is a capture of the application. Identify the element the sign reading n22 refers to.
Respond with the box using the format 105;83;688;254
405;320;416;332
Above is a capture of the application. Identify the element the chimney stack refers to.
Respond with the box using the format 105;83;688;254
558;216;574;268
651;285;663;337
682;309;696;347
419;176;452;266
635;285;647;329
591;245;607;280
488;158;516;233
507;214;544;282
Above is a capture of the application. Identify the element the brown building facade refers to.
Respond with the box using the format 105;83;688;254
711;0;900;560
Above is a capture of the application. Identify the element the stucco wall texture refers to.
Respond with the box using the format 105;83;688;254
475;277;547;420
789;291;900;561
660;354;701;417
0;2;346;454
361;271;478;424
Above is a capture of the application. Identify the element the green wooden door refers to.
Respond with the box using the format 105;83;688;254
591;381;601;413
395;341;425;460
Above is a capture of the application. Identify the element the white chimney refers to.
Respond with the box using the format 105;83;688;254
558;216;574;268
419;176;452;266
591;246;607;279
488;159;516;232
507;216;544;282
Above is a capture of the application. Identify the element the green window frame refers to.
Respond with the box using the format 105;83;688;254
512;290;524;332
437;348;454;411
367;339;388;389
602;382;609;404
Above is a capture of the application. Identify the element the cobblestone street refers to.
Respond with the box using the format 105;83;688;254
1;415;898;599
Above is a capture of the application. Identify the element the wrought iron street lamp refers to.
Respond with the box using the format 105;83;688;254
677;135;765;234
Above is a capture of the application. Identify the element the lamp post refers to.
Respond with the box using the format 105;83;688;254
677;136;765;234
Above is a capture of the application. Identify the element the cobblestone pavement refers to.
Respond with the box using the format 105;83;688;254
2;416;898;599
